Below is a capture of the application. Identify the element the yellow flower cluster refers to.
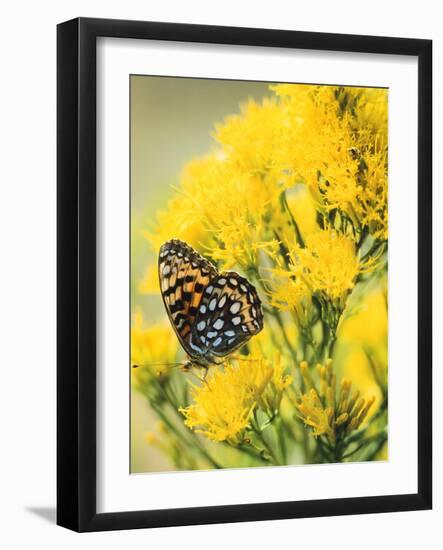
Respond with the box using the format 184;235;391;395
296;231;359;301
180;357;291;444
147;84;387;272
273;84;388;241
296;359;375;444
146;153;281;270
270;228;379;323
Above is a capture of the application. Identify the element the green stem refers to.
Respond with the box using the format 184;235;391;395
342;432;387;460
251;412;280;465
271;309;298;361
275;416;288;464
235;440;274;465
280;190;305;248
156;383;222;469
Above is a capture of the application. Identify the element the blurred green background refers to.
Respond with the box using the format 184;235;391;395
130;75;273;473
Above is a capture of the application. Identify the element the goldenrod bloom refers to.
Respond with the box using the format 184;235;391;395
214;97;284;176
181;358;290;444
268;267;312;327
272;83;388;241
261;354;294;413
295;230;360;302
296;359;375;445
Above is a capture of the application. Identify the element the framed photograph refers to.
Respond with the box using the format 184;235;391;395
57;17;432;531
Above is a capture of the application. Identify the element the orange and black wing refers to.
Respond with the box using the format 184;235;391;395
158;239;217;358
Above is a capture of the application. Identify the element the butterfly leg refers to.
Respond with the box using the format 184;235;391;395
181;363;210;386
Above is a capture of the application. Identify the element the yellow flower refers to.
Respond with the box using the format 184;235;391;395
261;354;294;413
131;311;179;384
180;359;274;444
296;230;360;302
268;266;312;327
214;97;284;176
297;389;334;438
269;229;375;323
296;359;376;444
271;83;388;241
148;152;283;270
144;193;208;254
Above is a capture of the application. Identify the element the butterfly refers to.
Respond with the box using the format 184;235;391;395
158;239;263;369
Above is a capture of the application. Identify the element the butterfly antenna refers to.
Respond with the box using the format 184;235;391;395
132;362;184;370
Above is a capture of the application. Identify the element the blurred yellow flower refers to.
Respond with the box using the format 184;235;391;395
131;311;179;383
138;264;160;294
145;192;208;254
339;283;388;402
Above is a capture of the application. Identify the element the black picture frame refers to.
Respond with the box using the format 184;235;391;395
57;17;432;532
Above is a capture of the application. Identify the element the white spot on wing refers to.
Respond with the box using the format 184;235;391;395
218;295;227;308
232;316;241;325
197;321;206;332
199;304;207;314
213;337;222;347
213;319;224;330
207;331;218;339
218;278;227;285
230;302;241;314
163;265;170;276
209;298;217;311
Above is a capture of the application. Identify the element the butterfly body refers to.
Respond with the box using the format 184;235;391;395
158;239;263;368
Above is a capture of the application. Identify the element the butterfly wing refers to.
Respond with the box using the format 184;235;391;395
158;239;217;358
191;271;264;359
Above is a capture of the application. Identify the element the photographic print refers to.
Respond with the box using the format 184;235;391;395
130;75;388;473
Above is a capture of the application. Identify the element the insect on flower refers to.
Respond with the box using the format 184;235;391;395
158;239;264;372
